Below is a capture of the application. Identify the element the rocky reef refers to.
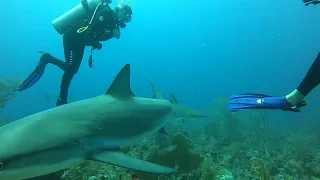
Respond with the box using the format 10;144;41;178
0;76;21;109
58;100;320;180
8;97;317;180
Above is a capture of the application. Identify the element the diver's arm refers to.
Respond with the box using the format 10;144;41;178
85;7;114;49
91;41;102;50
91;7;113;28
84;32;103;49
112;24;120;39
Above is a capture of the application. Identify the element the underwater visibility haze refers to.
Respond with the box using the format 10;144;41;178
0;0;320;179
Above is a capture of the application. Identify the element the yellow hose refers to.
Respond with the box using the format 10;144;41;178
77;2;102;34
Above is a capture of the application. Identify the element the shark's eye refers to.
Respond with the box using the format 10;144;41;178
0;162;3;170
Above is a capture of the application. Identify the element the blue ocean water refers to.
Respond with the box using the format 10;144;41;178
0;0;319;130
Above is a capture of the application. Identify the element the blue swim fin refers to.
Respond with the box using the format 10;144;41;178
18;53;52;91
228;93;306;112
18;66;44;91
303;0;320;6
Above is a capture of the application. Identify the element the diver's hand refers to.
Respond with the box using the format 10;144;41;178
113;29;120;39
92;42;102;50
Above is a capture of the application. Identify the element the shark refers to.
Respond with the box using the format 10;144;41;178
168;93;208;120
0;64;176;180
147;77;208;121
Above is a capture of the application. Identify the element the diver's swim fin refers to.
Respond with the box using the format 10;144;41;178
18;53;53;91
18;66;45;91
303;0;320;6
228;93;307;112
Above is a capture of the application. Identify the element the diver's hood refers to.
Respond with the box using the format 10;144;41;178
112;11;126;29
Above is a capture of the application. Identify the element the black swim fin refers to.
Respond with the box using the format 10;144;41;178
18;53;53;91
18;66;45;91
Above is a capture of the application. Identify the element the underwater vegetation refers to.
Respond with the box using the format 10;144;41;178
42;97;319;180
0;76;21;108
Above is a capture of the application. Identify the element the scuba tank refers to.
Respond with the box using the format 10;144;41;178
52;0;111;35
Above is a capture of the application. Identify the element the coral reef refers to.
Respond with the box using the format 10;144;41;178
59;122;320;180
135;132;204;180
0;76;21;108
249;157;270;180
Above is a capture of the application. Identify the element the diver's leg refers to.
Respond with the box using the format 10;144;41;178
286;52;320;105
56;71;75;106
17;53;70;91
40;53;69;71
56;55;84;106
56;34;85;106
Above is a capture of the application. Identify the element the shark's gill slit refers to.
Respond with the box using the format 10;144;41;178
0;162;3;170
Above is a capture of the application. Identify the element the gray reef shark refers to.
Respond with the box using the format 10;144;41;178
168;93;208;120
147;77;208;121
0;64;176;180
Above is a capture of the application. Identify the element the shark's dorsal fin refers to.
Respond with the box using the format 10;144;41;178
106;64;135;98
147;75;164;99
169;93;179;104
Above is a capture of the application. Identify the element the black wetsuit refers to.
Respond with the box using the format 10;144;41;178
44;5;121;106
296;52;320;96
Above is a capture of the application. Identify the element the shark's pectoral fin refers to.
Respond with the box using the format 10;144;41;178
157;127;169;135
90;151;177;174
169;93;179;104
106;64;135;98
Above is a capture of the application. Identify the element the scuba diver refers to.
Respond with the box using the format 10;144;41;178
228;52;320;112
302;0;320;5
17;0;133;106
